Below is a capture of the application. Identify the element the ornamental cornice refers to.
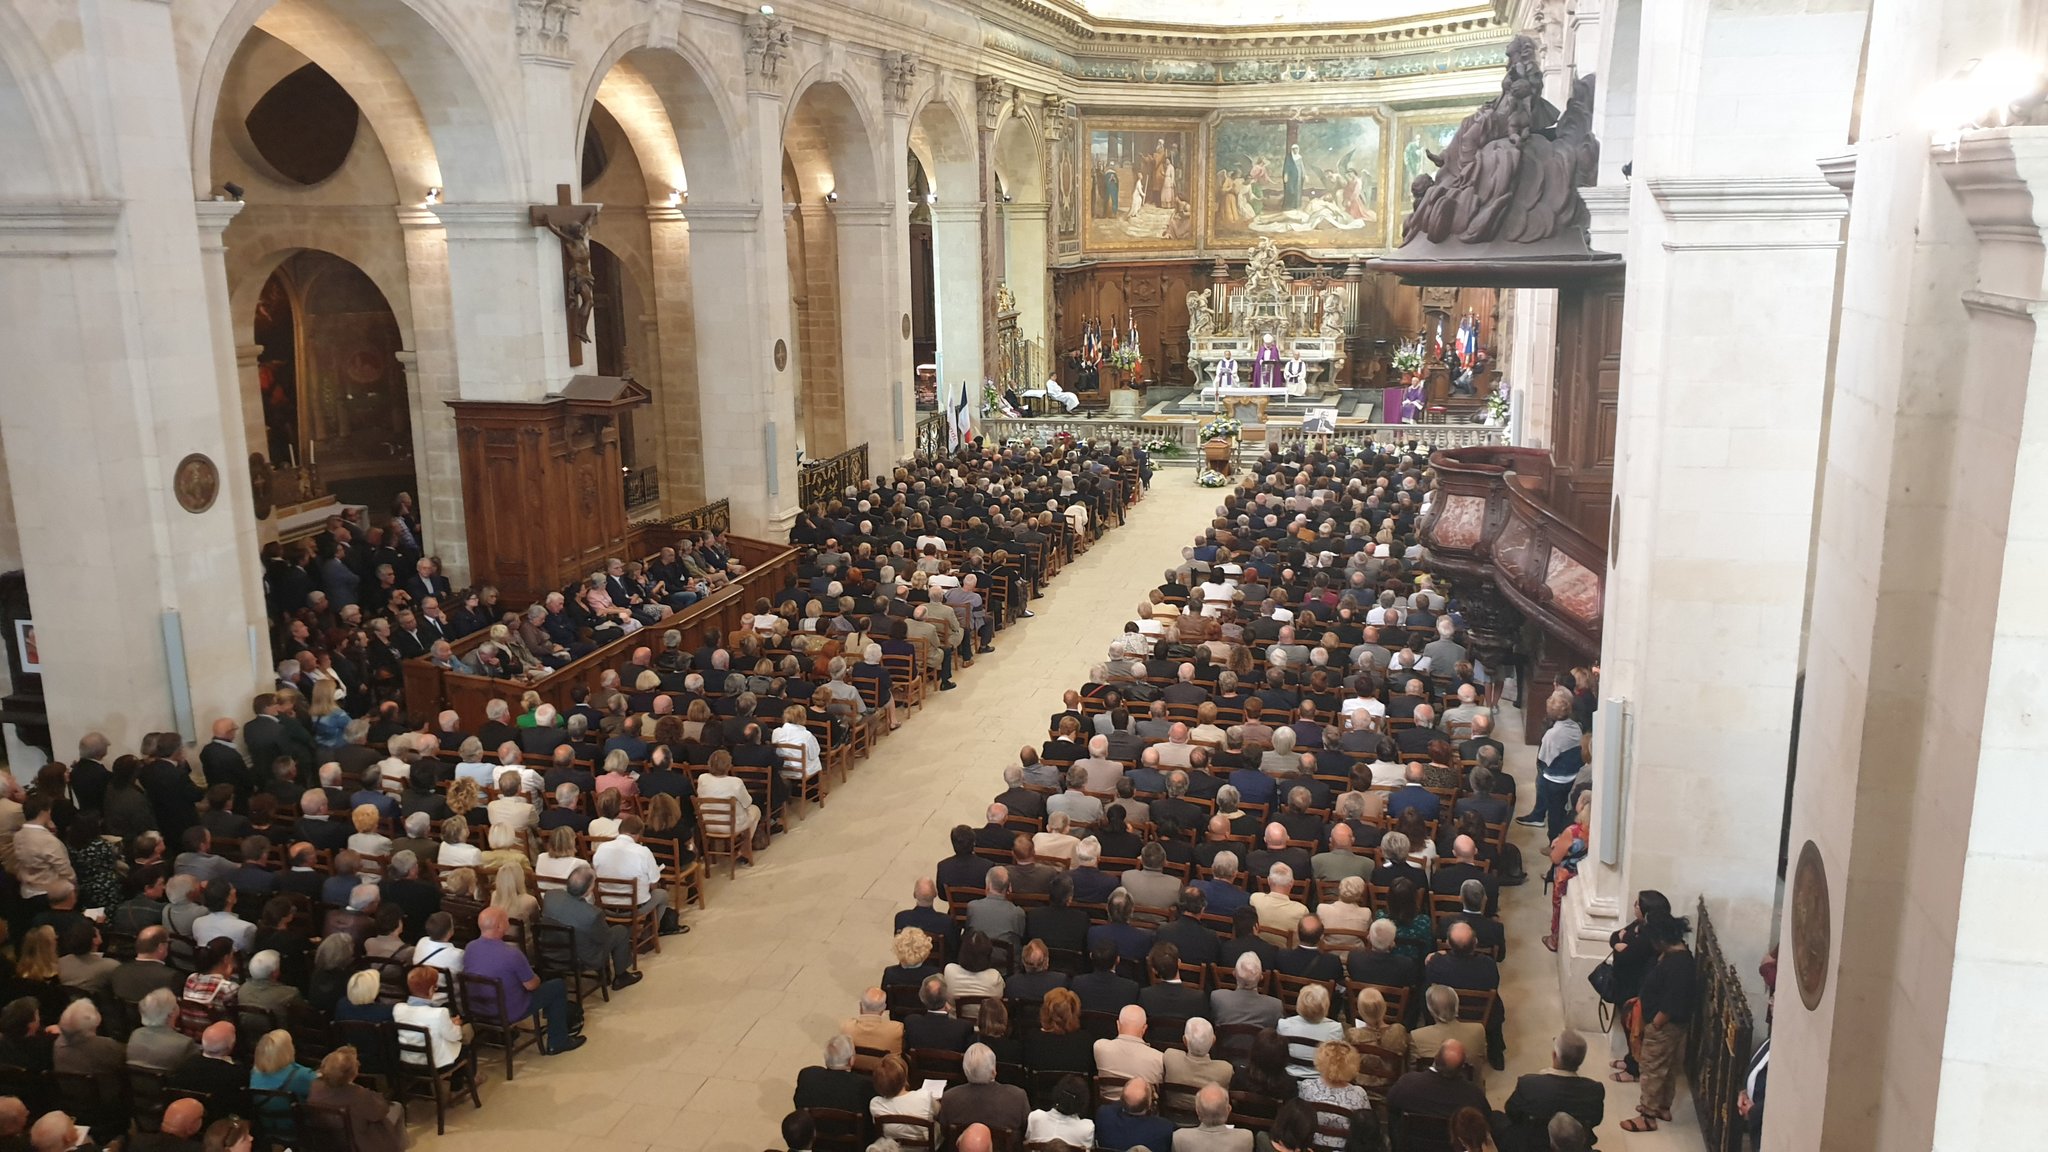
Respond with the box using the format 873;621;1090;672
980;18;1510;88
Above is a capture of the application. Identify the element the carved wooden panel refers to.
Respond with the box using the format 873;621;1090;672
1549;273;1624;544
451;400;633;606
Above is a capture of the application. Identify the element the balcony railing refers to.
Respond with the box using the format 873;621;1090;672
798;443;869;509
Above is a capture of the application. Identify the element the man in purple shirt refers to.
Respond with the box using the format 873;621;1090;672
462;906;583;1054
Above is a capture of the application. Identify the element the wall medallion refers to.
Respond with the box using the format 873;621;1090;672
1790;839;1831;1011
249;454;274;519
774;338;788;371
173;453;220;514
902;313;912;339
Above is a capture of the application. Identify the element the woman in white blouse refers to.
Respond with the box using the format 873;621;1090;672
771;705;823;780
868;1055;936;1143
1025;1074;1096;1146
941;929;1006;1004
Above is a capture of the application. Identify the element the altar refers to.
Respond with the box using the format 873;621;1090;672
1188;237;1348;403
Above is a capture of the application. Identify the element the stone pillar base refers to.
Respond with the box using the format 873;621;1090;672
1557;877;1626;1034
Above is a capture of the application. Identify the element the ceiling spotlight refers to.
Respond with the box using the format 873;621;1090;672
425;187;443;205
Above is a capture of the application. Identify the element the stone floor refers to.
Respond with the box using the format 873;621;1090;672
419;478;1699;1152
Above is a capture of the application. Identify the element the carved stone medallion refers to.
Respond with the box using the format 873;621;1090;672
249;454;274;519
902;313;912;339
774;338;788;371
173;453;220;514
1790;839;1831;1011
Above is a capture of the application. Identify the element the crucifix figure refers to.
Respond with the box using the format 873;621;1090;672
530;183;603;367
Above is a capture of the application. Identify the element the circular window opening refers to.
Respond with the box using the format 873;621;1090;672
245;64;359;186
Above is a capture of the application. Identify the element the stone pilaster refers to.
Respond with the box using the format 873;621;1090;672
645;204;707;511
931;202;987;419
395;206;468;576
832;202;908;465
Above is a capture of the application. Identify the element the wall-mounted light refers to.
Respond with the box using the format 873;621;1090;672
667;188;683;207
1926;51;2047;146
825;190;839;202
221;182;246;202
926;192;938;205
424;187;443;206
759;4;774;12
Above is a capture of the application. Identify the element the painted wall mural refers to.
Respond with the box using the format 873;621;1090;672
1391;112;1467;238
1208;111;1384;246
1084;119;1201;252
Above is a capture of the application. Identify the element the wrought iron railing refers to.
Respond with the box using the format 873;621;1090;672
916;413;947;460
1687;898;1756;1152
798;443;869;509
623;465;659;510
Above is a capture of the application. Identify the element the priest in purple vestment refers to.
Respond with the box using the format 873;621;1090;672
1252;333;1283;389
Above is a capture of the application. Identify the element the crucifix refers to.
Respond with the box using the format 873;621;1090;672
530;183;603;367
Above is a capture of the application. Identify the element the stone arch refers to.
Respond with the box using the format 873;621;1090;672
994;108;1046;203
784;72;883;204
187;0;521;203
578;28;746;204
0;8;91;199
908;87;977;199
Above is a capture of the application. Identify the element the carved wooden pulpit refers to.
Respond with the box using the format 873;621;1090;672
449;375;651;606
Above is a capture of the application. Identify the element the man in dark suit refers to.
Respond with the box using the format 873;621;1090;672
541;868;642;990
901;976;975;1052
274;844;326;904
520;707;572;758
139;734;205;849
1433;882;1507;958
1384;765;1442;824
401;558;452;609
1216;906;1280;971
197;722;252;808
1429;836;1501;916
542;747;596;797
1151;773;1205;834
793;1035;872;1116
1394;704;1448;755
1423;922;1505;1069
1454;765;1515;827
1502;1030;1604;1149
1136;943;1208;1028
1024;876;1090;955
941;1051;1031;1134
895;879;953;942
1456;713;1504;765
1069;940;1140;1015
1347;920;1419;989
1273;917;1345;983
1387;1040;1489;1124
1085;891;1154;967
1153;889;1221;966
168;1022;247;1102
244;695;316;786
1245;823;1312;883
993;766;1046;821
291;793;351;852
383;853;443;940
935;827;988;897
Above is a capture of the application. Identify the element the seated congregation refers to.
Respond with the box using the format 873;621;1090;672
0;438;1149;1149
791;443;1612;1152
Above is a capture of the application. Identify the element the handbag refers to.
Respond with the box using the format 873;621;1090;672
1588;951;1620;1003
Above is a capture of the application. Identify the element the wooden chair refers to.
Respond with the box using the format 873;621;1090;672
806;1106;868;1152
1227;1090;1278;1132
883;653;926;712
292;1100;359;1152
775;741;828;818
691;794;754;878
1347;981;1411;1029
645;836;707;911
1307;1101;1370;1151
596;874;662;957
1390;1110;1452;1152
880;1114;938;1152
1092;1071;1130;1104
391;1020;482;1135
528;919;611;1007
456;970;544;1080
908;1047;965;1086
1452;987;1498;1025
1272;971;1340;1014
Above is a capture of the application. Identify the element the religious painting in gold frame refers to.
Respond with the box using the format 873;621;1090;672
1388;109;1470;242
1207;109;1386;250
1082;117;1202;253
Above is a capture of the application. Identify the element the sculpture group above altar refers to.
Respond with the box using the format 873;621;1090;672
1189;238;1349;399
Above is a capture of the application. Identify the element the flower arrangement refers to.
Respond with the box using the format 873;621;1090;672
1196;469;1232;488
982;380;1004;417
1107;344;1142;373
1142;436;1183;458
1391;339;1426;376
1484;385;1511;426
1199;417;1243;442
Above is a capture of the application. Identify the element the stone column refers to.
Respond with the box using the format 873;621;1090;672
427;204;561;402
1005;202;1051;381
833;202;908;466
395;207;468;576
931;202;986;414
1564;0;1864;1021
685;200;799;535
646;205;707;510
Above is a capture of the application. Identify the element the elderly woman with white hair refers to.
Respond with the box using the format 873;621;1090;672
1278;984;1346;1079
1317;874;1374;937
850;643;898;732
